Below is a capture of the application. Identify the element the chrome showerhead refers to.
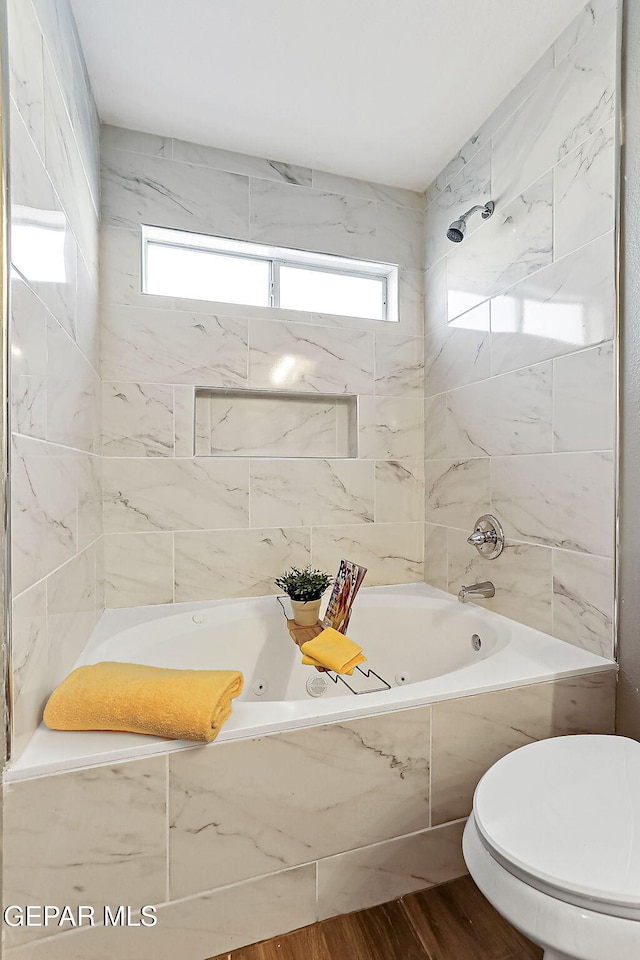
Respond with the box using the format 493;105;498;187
446;201;495;243
446;220;466;243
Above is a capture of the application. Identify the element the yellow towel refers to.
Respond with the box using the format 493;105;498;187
300;628;366;675
43;662;243;743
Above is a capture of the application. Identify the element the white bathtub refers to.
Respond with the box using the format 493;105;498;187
7;583;615;782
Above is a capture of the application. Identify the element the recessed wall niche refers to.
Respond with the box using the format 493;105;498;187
194;388;358;458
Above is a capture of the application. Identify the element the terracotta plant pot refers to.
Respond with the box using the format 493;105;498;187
290;598;322;627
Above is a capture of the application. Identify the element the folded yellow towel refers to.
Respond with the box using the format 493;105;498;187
43;662;243;743
300;628;366;675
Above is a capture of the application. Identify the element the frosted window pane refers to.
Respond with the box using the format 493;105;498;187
279;265;385;320
146;243;270;306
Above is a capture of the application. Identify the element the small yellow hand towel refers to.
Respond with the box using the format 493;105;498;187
300;628;366;675
43;662;243;743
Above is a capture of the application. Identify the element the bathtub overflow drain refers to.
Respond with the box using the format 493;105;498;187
306;674;329;698
471;634;482;651
251;680;268;697
395;672;411;685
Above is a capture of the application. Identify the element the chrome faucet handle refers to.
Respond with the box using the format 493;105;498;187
467;515;504;559
467;529;496;547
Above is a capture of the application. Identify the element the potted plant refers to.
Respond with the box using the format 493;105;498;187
275;566;333;626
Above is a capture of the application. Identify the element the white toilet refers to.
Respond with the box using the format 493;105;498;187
462;735;640;960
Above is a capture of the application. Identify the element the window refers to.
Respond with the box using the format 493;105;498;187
142;226;398;322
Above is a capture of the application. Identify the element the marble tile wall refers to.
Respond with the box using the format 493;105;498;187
7;0;102;758
2;669;615;958
99;126;426;607
422;0;618;659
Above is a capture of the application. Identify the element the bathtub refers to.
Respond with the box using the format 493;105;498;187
6;582;615;782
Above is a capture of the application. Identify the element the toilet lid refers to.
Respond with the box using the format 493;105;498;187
473;735;640;919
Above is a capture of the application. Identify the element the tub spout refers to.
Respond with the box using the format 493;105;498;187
458;581;495;603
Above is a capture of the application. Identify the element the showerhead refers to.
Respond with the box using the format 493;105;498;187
446;201;495;243
447;220;466;243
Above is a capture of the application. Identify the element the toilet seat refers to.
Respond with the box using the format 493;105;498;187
472;735;640;921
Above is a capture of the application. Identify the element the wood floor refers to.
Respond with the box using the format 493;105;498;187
210;875;543;960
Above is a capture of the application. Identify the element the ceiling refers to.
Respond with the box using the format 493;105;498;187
70;0;586;191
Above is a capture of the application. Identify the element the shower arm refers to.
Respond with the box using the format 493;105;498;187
460;202;494;223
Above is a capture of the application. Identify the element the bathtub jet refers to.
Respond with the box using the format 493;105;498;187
447;201;495;242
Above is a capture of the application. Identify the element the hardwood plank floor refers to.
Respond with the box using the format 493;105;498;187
210;876;543;960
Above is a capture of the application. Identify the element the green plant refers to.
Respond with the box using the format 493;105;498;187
275;566;333;602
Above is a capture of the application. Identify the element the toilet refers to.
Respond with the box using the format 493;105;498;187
462;735;640;960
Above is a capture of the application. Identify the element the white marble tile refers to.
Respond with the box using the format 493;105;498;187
169;708;430;897
426;47;555;200
552;549;615;657
174;527;311;602
374;332;423;397
424;301;490;396
446;363;553;457
248;319;373;394
103;458;249;534
431;673;615;824
358;397;424;460
376;202;423;270
251;459;374;527
554;119;616;261
250;178;377;259
492;9;616;204
311;522;423;586
492;451;615;556
11;435;77;595
99;226;162;308
490;232;615;375
95;534;106;614
554;0;617;65
47;544;98;687
317;821;466;920
399;268;425;337
424;523;448;591
173;385;195;458
424;459;491;530
11;581;48;760
100;123;171;158
14;865;318;960
553;341;615;451
101;303;249;386
10;103;78;341
3;757;167;949
10;272;48;440
447;172;554;320
102;381;174;457
75;249;100;373
424;259;448;334
374;460;425;523
77;452;102;551
46;316;98;453
43;51;98;270
32;0;100;207
173;137;312;186
424;394;448;459
423;143;492;267
101;147;250;237
157;865;317;959
104;532;173;608
7;0;45;157
312;169;423;209
446;529;553;633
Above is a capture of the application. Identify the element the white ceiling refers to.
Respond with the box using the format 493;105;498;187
70;0;586;191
